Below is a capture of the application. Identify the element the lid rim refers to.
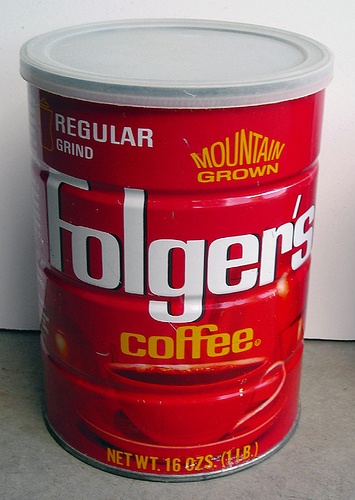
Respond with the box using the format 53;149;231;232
20;18;333;109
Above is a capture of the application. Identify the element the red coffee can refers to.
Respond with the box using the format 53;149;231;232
20;19;333;480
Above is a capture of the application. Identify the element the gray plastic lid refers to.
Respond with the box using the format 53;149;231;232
20;19;333;108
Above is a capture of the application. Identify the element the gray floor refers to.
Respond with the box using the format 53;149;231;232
0;331;354;500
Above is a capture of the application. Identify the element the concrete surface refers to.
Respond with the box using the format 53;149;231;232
0;331;354;500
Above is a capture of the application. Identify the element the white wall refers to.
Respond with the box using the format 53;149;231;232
1;0;354;339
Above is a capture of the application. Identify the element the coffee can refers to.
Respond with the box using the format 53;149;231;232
20;19;333;481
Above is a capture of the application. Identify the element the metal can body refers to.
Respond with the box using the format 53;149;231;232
21;20;332;480
29;87;321;479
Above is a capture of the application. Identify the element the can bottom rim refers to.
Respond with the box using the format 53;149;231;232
43;406;300;483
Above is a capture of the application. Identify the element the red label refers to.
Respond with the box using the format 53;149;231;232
30;87;324;478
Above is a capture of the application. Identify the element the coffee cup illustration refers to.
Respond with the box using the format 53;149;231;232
103;358;286;446
39;98;54;152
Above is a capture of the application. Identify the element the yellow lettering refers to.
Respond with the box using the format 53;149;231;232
231;328;254;353
232;168;249;180
206;333;230;357
270;141;285;160
216;170;231;181
197;171;215;183
267;139;275;161
191;130;285;178
120;332;146;357
210;141;225;167
148;335;174;359
256;136;269;163
150;456;158;470
267;162;279;174
205;454;214;469
176;325;217;359
107;448;125;465
185;457;195;472
252;132;263;163
135;454;149;470
195;455;205;471
225;134;239;166
107;447;116;463
243;445;252;459
239;129;252;165
119;325;255;360
248;165;267;178
125;452;133;466
190;148;213;168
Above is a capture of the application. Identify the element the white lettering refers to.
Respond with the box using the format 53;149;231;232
208;235;259;293
46;167;314;323
292;205;314;269
46;169;120;289
54;113;153;147
148;240;206;322
259;223;294;285
56;138;93;159
123;188;145;294
71;226;121;288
